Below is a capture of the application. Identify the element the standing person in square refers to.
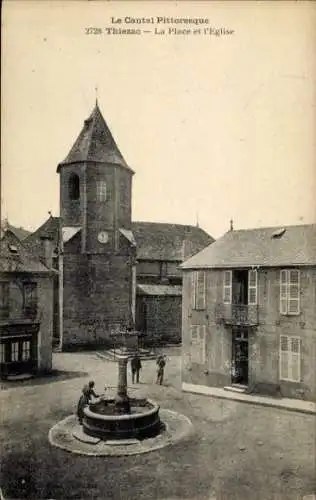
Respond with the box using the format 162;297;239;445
156;355;166;385
131;354;142;384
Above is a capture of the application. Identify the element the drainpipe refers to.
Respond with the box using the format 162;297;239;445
58;224;64;351
131;259;136;327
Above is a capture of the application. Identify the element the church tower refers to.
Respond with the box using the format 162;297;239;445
57;102;136;348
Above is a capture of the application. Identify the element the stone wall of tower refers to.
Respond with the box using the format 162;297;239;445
84;163;133;254
57;103;135;348
61;250;134;348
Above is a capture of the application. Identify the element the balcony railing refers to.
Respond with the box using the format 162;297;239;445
216;303;259;326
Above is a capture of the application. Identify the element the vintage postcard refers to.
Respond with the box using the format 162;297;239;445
1;1;316;499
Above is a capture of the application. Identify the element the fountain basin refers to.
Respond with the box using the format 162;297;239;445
83;398;161;440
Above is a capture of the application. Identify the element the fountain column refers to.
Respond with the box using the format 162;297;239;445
117;355;128;397
114;355;131;413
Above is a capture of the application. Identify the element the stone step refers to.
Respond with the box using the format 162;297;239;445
97;350;157;362
6;373;34;381
224;385;247;394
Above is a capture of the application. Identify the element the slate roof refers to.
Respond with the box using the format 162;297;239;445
0;222;31;241
57;103;132;172
0;231;52;273
26;217;214;262
24;216;60;262
131;222;214;261
137;284;182;296
182;223;316;269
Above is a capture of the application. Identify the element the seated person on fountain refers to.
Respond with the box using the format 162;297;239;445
77;386;89;425
86;380;99;400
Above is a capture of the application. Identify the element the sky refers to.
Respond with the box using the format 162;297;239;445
2;0;316;239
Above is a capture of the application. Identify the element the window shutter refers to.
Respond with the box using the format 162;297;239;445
290;337;300;382
190;324;198;342
190;325;199;364
280;335;301;382
191;272;196;309
280;335;289;380
223;271;232;304
11;341;19;362
190;325;206;364
248;270;257;305
199;325;206;363
288;270;300;315
280;270;288;314
196;271;206;310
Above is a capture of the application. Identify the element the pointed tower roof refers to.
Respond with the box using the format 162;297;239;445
57;102;133;172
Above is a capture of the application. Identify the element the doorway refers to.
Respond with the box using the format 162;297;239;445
232;328;249;385
232;270;249;305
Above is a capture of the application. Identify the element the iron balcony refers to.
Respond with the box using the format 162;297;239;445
216;303;259;326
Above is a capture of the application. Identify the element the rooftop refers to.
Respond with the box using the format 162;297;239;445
0;231;53;273
131;221;214;261
137;284;182;296
57;102;132;172
0;221;31;241
182;223;316;269
24;216;60;262
26;217;214;263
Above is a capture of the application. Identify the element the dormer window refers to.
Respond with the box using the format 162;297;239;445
68;173;80;200
8;244;18;254
96;180;107;202
272;228;286;239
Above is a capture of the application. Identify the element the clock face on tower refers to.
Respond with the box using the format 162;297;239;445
97;231;109;244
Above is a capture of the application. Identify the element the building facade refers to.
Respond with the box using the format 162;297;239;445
25;102;213;349
181;224;316;402
0;231;55;378
134;222;212;343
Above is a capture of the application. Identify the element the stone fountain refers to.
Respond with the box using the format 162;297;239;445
82;330;161;440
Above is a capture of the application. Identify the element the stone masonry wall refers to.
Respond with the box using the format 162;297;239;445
62;253;132;347
37;275;54;372
136;295;182;343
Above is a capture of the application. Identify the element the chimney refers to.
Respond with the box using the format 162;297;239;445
182;239;193;261
40;235;54;268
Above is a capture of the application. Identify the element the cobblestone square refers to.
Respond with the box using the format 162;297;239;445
0;349;315;499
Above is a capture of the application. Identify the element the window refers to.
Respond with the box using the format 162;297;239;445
11;342;19;362
68;173;80;200
192;271;206;310
0;343;6;363
23;283;37;317
248;270;258;305
0;282;9;318
280;335;301;382
280;270;300;315
190;325;206;364
120;180;128;207
160;262;168;279
96;180;107;202
22;340;31;361
223;271;232;304
8;244;18;254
